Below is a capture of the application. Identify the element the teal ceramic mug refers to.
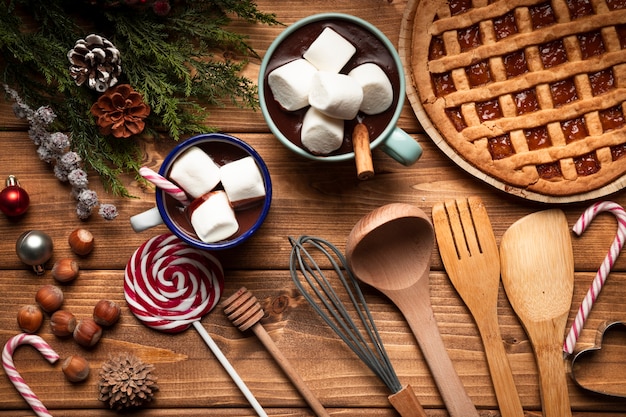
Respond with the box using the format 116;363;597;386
259;13;422;165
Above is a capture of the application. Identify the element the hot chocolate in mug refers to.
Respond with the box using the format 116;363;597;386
130;133;272;250
259;13;422;165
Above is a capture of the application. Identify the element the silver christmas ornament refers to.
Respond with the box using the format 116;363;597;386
16;230;54;275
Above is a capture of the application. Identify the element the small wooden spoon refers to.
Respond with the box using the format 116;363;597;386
499;209;574;417
346;203;479;417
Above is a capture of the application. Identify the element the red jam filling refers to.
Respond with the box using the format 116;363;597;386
503;51;529;78
466;60;492;86
429;36;446;60
525;126;551;150
445;108;467;131
432;72;457;97
538;163;563;179
488;134;515;159
617;25;626;49
458;24;482;52
599;106;626;131
514;89;540;115
550;79;578;107
574;153;601;176
561;117;588;143
578;31;606;59
606;0;626;10
567;0;594;19
477;99;502;121
449;0;473;15
589;69;615;96
493;11;518;40
540;40;568;68
530;3;556;29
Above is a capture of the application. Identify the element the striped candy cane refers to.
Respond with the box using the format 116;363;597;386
563;201;626;355
2;333;59;417
139;166;190;206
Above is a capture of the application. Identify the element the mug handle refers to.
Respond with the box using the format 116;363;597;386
130;207;164;232
379;127;423;166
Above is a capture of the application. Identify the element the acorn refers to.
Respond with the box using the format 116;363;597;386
52;258;79;283
35;284;64;313
93;299;121;327
62;355;90;382
50;310;77;337
73;318;102;347
17;305;43;333
68;228;94;256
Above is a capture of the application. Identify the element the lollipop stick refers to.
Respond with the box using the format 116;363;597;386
192;321;267;417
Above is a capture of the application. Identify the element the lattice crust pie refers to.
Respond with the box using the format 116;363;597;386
411;0;626;196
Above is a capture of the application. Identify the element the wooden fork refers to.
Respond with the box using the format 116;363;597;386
432;197;524;417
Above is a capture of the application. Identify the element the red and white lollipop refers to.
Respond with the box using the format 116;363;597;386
124;233;266;416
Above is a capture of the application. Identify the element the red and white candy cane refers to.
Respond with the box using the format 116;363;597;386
139;166;190;206
563;201;626;356
2;333;59;417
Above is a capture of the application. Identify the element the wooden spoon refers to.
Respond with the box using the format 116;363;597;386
499;209;574;417
346;203;479;417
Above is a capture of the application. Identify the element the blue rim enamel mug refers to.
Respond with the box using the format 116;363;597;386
130;133;272;250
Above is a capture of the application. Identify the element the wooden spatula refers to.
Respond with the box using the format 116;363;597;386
499;209;574;417
432;197;524;417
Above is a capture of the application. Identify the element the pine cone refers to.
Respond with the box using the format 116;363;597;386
90;84;151;138
98;353;159;411
68;34;122;93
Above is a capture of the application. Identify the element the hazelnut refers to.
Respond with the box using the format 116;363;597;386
52;258;79;283
50;310;77;337
35;284;64;313
73;318;102;347
93;299;121;327
68;228;94;256
62;355;90;382
17;305;43;333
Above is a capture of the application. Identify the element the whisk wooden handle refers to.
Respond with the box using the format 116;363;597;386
223;288;330;417
388;385;428;417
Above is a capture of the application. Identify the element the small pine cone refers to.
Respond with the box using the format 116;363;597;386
90;84;151;138
68;34;122;93
98;353;158;411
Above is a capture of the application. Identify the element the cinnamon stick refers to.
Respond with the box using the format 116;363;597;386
352;123;374;180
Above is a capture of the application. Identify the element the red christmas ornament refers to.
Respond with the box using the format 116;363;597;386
0;175;30;216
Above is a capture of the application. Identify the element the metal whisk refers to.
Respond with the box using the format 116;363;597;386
288;235;426;417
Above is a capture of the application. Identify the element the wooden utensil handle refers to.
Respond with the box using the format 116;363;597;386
396;293;479;417
388;384;428;417
251;324;330;417
534;338;572;417
478;319;525;417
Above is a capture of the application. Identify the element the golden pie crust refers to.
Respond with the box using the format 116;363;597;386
405;0;626;198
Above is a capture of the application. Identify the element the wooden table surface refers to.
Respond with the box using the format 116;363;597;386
1;0;626;416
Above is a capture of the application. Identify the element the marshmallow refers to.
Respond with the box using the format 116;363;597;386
220;156;266;208
301;107;344;155
348;63;394;115
169;146;221;198
309;71;363;120
189;191;239;243
303;28;356;73
267;59;318;111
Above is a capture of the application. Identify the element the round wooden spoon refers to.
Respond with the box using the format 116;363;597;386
345;203;479;417
499;209;574;417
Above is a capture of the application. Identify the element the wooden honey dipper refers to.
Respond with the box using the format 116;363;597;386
223;287;330;417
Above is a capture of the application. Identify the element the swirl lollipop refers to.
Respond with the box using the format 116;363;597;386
124;233;266;416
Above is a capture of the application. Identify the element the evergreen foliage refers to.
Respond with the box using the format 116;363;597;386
0;0;278;196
